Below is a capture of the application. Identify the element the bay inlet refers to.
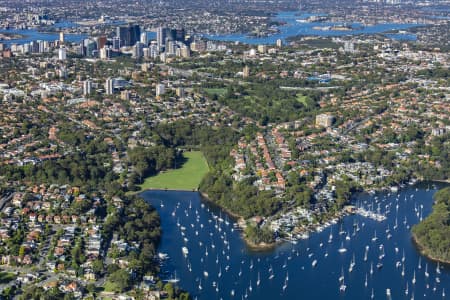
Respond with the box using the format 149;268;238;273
142;183;449;299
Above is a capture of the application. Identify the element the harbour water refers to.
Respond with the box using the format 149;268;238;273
0;28;86;46
205;11;420;44
1;11;419;47
142;182;449;299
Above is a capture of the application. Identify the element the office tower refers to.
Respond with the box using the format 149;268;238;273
83;80;92;95
96;36;107;49
99;47;108;60
112;37;120;50
116;25;140;47
84;39;97;57
58;47;67;60
175;28;185;41
149;43;159;59
132;42;143;59
105;78;114;95
116;26;128;47
276;39;282;48
157;26;166;49
38;40;45;53
22;43;30;54
180;45;190;58
59;32;65;43
190;39;207;52
140;32;148;45
166;40;176;55
258;44;267;54
129;24;140;46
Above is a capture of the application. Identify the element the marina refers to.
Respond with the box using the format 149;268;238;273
143;182;450;299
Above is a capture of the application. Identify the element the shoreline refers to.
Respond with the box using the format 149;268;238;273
411;232;450;266
199;191;280;250
143;179;449;252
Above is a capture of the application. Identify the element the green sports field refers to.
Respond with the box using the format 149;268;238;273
139;151;209;191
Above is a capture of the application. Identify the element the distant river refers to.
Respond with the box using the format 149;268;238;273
142;182;449;300
0;28;86;46
205;11;420;44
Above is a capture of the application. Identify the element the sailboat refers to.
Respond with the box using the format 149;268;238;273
364;273;368;288
418;256;422;269
371;288;375;299
401;264;405;277
371;230;378;242
257;272;260;286
379;244;385;260
364;245;369;262
249;280;252;292
282;272;288;292
405;281;409;295
166;271;180;283
412;270;416;285
198;279;202;290
436;262;441;274
338;242;347;253
425;263;429;278
339;272;347;292
339;268;345;282
339;223;345;235
349;254;355;272
370;262;374;275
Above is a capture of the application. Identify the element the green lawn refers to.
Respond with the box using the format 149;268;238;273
140;151;209;191
296;94;309;106
205;88;227;97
